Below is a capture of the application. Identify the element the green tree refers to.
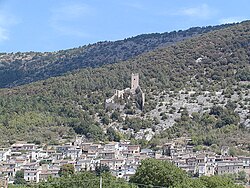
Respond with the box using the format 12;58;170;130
106;127;121;142
95;164;110;176
36;171;136;188
237;171;247;183
13;170;26;185
199;175;244;188
58;164;75;177
130;158;187;187
101;115;110;125
111;110;120;121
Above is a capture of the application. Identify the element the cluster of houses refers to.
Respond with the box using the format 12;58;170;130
0;136;249;186
161;141;250;179
0;138;143;185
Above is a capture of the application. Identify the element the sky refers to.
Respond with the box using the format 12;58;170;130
0;0;249;53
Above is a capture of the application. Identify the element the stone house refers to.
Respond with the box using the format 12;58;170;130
0;176;8;188
56;145;82;160
127;145;140;155
75;158;96;172
31;150;48;161
104;143;119;151
0;149;11;162
162;143;175;156
217;161;244;175
99;151;117;159
198;163;215;177
24;169;40;183
206;163;216;176
238;156;250;165
140;149;155;157
0;162;16;179
11;143;36;152
39;164;60;182
23;165;41;183
88;144;102;153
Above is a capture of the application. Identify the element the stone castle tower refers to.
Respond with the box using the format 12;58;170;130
131;73;139;94
105;73;145;110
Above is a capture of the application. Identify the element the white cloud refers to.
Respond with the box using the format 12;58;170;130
219;17;246;24
51;3;92;22
0;13;9;42
0;26;8;42
122;2;146;10
51;24;90;38
50;2;94;37
176;4;215;19
0;9;20;42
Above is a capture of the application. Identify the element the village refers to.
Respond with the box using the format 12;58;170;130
0;136;249;187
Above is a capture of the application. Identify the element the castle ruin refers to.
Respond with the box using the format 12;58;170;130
105;73;145;110
131;73;139;94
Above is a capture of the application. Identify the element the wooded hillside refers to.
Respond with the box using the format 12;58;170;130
0;21;249;147
0;23;234;88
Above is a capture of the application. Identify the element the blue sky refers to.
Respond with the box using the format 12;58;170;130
0;0;249;53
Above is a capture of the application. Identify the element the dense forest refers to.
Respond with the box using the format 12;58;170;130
0;21;249;147
0;23;234;88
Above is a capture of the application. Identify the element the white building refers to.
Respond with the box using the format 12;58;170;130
23;167;41;183
0;148;11;161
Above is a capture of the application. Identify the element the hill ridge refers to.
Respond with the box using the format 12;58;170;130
0;22;236;88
